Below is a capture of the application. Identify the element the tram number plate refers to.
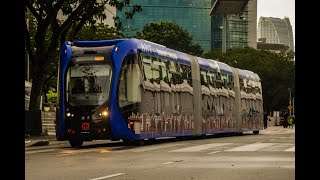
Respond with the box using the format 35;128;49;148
82;122;90;131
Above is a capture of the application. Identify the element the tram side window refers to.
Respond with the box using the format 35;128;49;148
118;55;142;107
244;79;249;93
200;69;209;87
207;71;215;87
215;72;222;88
160;59;169;85
239;78;245;91
142;56;153;82
151;57;161;84
221;73;228;88
167;61;172;85
169;62;182;85
230;75;234;84
228;75;234;89
180;64;192;86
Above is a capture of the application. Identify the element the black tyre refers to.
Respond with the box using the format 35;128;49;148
235;132;243;136
135;139;145;146
69;137;83;148
253;130;259;134
122;139;132;146
147;138;156;145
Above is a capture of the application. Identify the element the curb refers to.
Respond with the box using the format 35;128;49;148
27;140;50;146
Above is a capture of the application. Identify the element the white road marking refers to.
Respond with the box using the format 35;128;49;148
284;146;295;151
170;143;231;152
89;173;125;180
131;143;187;152
207;151;221;154
162;162;174;165
225;143;277;151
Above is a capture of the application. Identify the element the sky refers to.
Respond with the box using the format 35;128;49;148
257;0;295;44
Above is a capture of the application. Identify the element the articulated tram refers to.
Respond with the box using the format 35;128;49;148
56;38;263;148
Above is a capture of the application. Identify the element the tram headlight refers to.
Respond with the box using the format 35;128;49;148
99;109;109;117
66;112;74;117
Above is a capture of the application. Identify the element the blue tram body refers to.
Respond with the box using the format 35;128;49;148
56;38;263;147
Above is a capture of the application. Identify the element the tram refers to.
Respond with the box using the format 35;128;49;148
56;38;263;147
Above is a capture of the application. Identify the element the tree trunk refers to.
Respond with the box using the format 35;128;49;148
29;51;47;111
29;72;44;111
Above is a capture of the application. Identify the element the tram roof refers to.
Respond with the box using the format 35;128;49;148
72;38;191;65
196;57;219;72
215;61;233;75
73;39;126;47
123;39;191;65
236;68;260;81
72;38;236;75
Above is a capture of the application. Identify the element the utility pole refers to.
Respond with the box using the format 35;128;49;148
288;88;292;116
292;97;294;116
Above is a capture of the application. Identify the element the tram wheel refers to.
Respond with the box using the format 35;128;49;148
200;134;206;139
147;138;156;145
135;139;145;146
122;139;132;146
69;137;83;148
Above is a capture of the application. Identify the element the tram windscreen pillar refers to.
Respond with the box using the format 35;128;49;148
188;55;202;135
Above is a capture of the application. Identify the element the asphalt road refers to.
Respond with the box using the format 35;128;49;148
25;126;295;180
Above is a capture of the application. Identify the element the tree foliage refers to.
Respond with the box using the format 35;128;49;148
202;48;295;112
135;21;204;56
74;23;122;40
25;0;141;111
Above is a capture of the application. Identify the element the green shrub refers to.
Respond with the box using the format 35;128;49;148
46;90;57;104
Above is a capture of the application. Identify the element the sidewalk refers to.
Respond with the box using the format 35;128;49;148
25;134;62;147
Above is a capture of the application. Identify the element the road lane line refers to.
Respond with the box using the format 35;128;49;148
284;146;295;152
162;162;174;165
170;143;231;152
225;143;277;151
208;151;221;154
89;173;125;180
131;143;187;152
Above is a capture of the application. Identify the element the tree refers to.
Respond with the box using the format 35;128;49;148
135;21;204;56
75;23;122;40
202;48;295;112
25;0;141;111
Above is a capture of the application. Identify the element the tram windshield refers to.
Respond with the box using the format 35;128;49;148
66;64;112;106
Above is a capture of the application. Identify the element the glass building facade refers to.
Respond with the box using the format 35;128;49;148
117;0;212;51
117;0;257;52
211;0;257;49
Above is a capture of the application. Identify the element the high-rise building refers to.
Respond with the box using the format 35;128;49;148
117;0;257;52
117;0;212;51
211;0;257;49
257;16;294;50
